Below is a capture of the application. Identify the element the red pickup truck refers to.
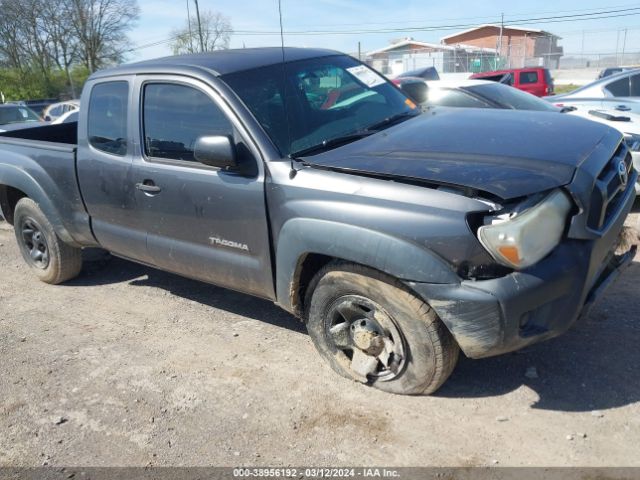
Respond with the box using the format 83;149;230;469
470;67;554;97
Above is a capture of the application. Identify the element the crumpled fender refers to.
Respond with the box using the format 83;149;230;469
275;217;459;313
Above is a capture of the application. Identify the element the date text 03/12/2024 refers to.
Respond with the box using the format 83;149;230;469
232;468;400;477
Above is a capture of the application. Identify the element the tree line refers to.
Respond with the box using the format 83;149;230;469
0;0;139;100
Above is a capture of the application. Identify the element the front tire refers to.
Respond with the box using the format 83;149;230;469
13;198;82;284
305;262;459;395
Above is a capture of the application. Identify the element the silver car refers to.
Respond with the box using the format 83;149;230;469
552;68;640;100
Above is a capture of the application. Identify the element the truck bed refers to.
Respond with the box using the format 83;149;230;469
0;122;77;149
0;121;96;247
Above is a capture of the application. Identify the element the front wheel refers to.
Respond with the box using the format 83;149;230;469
305;262;459;395
13;198;82;284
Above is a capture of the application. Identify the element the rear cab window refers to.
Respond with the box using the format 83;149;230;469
88;81;129;156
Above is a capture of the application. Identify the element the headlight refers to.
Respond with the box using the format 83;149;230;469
478;190;572;270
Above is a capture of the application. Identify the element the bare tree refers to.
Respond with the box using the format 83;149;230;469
171;11;233;54
70;0;140;72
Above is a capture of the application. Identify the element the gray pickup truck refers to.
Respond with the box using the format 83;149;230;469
0;48;636;395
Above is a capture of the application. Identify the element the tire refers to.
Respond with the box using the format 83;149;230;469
305;262;459;395
13;198;82;284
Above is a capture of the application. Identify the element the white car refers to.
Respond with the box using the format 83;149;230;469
546;96;640;116
51;109;79;124
397;78;640;192
42;100;79;122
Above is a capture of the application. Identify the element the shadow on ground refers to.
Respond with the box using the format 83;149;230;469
69;229;640;413
69;253;305;334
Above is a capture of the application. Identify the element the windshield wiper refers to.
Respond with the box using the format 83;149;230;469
290;131;375;158
365;111;420;132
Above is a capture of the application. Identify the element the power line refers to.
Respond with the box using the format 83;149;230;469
230;7;640;35
274;2;640;29
126;6;640;52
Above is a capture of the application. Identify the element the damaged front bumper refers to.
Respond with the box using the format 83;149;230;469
410;182;637;359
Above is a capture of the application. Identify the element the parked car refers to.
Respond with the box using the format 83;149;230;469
0;104;42;132
553;68;640;99
0;48;636;395
43;100;80;122
546;97;640;116
397;79;640;192
396;66;440;81
597;66;640;79
52;110;79;124
469;67;554;97
22;98;57;118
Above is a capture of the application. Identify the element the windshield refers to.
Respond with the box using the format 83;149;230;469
0;106;40;125
222;55;418;156
464;83;559;112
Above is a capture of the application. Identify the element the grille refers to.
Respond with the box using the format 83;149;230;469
587;143;633;231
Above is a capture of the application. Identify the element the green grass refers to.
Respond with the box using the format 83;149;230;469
553;84;580;95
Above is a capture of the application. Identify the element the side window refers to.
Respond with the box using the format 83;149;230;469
88;81;129;156
426;89;489;108
142;83;233;162
519;71;539;84
606;77;630;97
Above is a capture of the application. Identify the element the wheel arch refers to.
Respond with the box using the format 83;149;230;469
275;218;459;317
0;165;74;244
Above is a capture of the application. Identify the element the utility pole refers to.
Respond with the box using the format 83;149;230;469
615;29;620;66
622;28;628;64
497;12;504;65
186;0;194;53
194;0;205;53
358;41;361;61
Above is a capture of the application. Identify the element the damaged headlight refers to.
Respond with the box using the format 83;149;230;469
478;190;572;270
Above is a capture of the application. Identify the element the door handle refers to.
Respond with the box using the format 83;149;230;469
135;181;161;194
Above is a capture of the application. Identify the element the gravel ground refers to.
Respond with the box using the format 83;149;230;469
0;208;639;467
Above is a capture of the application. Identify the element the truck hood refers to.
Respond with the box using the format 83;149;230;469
303;108;616;200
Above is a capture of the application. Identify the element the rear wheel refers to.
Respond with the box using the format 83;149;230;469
13;198;82;284
305;262;459;395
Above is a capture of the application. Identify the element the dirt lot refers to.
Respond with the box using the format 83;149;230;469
1;208;639;468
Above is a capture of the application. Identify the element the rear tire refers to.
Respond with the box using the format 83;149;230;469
13;198;82;284
305;262;459;395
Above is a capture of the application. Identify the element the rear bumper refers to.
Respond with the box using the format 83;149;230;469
411;182;636;359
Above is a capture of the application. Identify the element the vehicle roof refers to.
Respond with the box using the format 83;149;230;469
425;79;496;88
91;47;343;79
472;67;548;75
48;100;79;107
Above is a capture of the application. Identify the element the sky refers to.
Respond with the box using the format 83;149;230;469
128;0;640;62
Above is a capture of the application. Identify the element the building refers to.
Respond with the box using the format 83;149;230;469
366;38;497;76
440;25;563;69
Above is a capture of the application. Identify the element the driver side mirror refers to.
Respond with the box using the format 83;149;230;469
398;81;428;105
194;135;237;169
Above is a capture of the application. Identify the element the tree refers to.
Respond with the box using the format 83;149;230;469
70;0;140;72
170;11;233;55
0;0;139;99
